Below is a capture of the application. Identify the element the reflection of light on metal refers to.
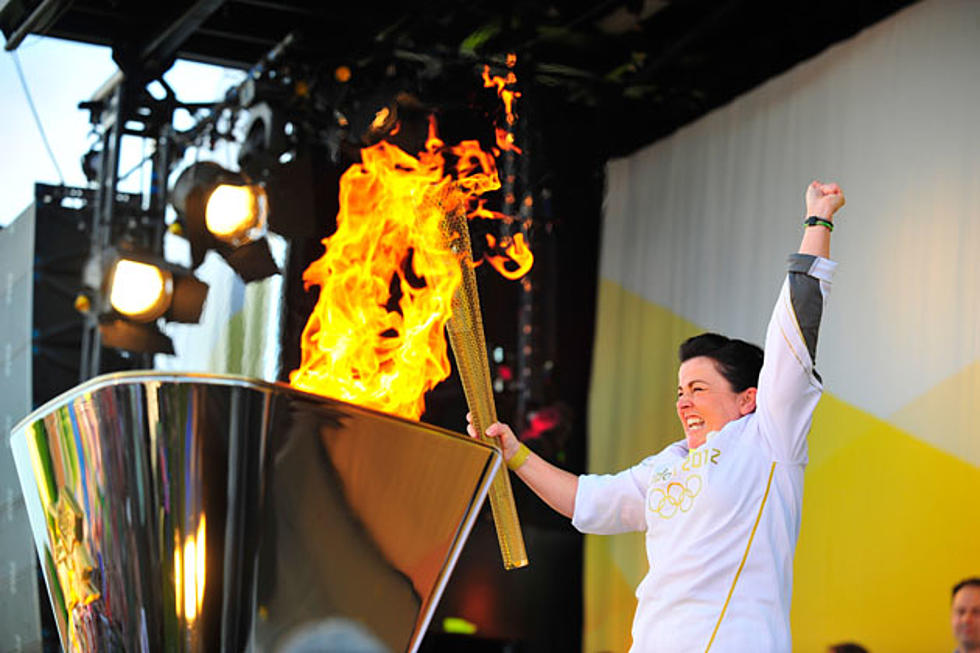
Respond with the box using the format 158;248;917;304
27;430;55;509
174;537;183;620
205;184;268;245
184;536;197;621
108;259;173;322
174;515;207;625
196;515;207;612
46;490;100;651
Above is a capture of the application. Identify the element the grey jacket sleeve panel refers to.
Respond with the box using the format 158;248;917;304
755;254;837;464
787;253;825;365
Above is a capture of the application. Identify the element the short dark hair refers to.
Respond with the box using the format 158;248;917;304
952;577;980;601
828;644;869;653
678;333;763;393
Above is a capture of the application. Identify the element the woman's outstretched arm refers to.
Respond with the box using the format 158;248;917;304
467;415;579;518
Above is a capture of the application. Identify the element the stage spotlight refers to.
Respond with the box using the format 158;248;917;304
171;161;279;282
94;249;210;355
205;183;268;243
108;259;172;322
99;317;175;355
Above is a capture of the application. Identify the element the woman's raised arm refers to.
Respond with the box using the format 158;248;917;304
799;180;845;257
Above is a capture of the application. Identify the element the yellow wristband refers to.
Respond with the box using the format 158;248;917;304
506;443;531;471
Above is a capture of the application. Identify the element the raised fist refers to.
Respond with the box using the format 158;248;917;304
805;181;845;219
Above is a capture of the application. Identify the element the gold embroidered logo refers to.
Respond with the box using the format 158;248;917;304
648;474;702;519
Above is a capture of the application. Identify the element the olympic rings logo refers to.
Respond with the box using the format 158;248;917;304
648;474;702;519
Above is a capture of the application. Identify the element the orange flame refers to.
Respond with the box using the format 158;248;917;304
494;127;522;154
371;106;391;130
470;198;513;224
290;119;508;419
482;58;521;126
290;62;531;420
484;232;534;280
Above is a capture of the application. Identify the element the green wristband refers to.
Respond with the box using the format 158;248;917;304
803;216;834;231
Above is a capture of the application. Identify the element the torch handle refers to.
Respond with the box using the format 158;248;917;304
447;318;529;570
444;208;528;570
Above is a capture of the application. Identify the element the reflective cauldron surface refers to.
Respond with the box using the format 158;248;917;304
10;372;501;652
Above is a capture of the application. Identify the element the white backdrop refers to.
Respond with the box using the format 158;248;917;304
601;0;980;465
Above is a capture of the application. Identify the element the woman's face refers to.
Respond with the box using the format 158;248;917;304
676;356;756;449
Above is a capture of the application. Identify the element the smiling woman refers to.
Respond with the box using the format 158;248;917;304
676;336;762;449
470;180;846;652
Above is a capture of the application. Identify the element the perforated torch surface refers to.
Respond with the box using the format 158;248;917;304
444;208;528;570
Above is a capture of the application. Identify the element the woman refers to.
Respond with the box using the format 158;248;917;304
469;181;845;652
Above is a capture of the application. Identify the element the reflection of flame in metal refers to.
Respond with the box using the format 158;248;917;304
174;536;183;620
174;515;207;625
196;517;206;614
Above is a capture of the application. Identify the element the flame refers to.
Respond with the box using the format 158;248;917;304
371;106;390;130
470;198;512;224
290;116;505;419
494;127;522;154
290;62;532;420
484;232;534;280
482;57;521;126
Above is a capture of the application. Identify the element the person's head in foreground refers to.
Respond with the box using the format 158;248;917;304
827;643;869;653
952;577;980;652
676;333;763;449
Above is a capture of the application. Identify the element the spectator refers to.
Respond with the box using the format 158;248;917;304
827;643;868;653
952;578;980;653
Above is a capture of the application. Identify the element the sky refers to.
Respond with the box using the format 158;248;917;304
0;33;245;226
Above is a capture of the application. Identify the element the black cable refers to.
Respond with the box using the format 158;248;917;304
11;49;66;185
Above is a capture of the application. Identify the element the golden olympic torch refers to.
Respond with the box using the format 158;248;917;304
443;205;529;570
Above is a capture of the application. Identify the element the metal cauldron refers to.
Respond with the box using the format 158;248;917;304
10;372;500;652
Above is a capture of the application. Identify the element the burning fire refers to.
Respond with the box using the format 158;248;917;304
290;60;533;419
484;232;532;280
482;62;520;126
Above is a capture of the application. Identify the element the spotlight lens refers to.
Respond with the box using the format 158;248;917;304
204;184;267;243
109;259;172;321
